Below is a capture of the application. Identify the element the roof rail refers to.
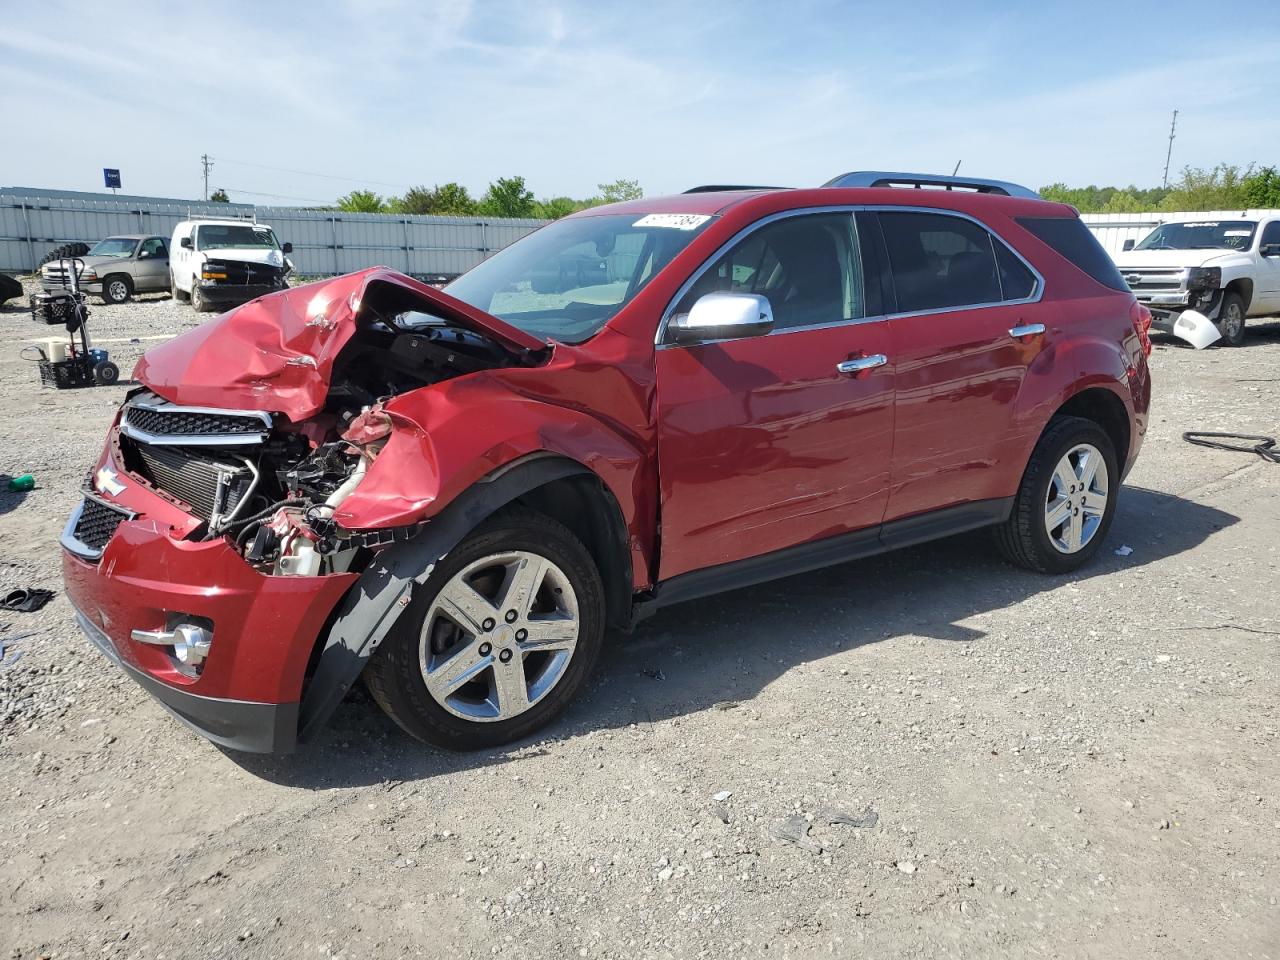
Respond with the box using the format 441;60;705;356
823;171;1040;200
683;184;788;194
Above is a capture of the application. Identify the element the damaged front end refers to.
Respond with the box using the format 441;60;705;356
64;269;552;751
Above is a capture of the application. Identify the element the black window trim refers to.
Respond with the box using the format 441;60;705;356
657;205;1044;347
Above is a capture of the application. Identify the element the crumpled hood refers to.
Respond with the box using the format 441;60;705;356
134;267;547;422
1115;249;1243;270
198;247;287;268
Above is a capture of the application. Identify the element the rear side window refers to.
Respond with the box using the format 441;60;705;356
995;242;1037;300
878;212;1002;312
1016;216;1128;292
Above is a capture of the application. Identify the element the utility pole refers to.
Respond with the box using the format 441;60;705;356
1162;110;1178;188
201;153;214;201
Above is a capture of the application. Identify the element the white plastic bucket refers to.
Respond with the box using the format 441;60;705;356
45;337;67;362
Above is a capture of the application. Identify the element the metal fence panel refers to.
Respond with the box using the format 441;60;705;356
1;187;547;278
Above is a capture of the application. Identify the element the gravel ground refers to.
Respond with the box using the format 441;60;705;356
1;276;1277;959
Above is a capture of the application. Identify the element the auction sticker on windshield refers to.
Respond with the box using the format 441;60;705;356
633;214;711;230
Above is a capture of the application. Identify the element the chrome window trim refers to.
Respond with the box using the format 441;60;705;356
655;204;1045;348
60;490;136;562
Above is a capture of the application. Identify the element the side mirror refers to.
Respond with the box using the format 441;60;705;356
180;236;193;250
137;250;151;259
1122;239;1136;252
1261;242;1280;258
281;241;293;254
669;292;774;344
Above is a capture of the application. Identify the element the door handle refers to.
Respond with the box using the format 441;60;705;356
836;354;888;375
1009;323;1046;338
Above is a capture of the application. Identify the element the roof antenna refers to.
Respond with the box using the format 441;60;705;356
952;160;962;176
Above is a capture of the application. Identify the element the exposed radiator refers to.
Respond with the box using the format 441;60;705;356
129;442;252;523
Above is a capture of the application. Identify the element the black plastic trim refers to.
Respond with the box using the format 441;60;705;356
639;497;1013;616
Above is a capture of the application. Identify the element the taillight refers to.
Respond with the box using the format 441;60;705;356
1130;301;1152;357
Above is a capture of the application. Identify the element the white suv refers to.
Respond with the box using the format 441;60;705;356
169;219;293;312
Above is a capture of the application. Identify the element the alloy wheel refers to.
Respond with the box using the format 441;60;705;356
1220;300;1243;340
1044;443;1109;554
418;551;580;722
107;279;129;302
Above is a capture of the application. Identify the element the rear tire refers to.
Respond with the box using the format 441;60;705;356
995;416;1118;574
365;507;606;750
1215;292;1246;347
38;242;90;267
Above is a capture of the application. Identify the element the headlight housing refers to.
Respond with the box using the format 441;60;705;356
1187;266;1221;291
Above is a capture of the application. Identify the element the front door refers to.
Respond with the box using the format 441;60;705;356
134;237;169;291
1257;220;1280;312
654;211;895;580
872;209;1051;521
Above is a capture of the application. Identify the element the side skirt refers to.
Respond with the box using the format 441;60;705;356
635;497;1013;619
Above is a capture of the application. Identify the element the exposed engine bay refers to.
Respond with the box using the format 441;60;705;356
117;304;524;576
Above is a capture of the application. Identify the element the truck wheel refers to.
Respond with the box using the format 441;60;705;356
190;279;212;313
364;507;606;751
1215;292;1246;347
170;272;189;303
994;416;1118;574
102;275;132;304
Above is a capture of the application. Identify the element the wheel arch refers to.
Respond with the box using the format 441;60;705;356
1223;277;1252;313
296;452;635;742
101;271;133;295
1051;386;1130;471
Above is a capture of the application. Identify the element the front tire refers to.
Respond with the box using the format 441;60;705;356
102;275;132;304
364;508;606;750
189;278;211;312
1215;292;1246;347
995;416;1118;574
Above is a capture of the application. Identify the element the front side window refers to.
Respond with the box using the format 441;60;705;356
87;237;138;259
673;213;864;331
878;212;1004;312
447;213;713;344
140;238;167;257
1260;221;1280;247
196;224;279;250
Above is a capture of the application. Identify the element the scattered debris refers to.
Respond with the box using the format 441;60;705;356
1114;545;1133;557
641;668;666;681
711;804;730;824
1;588;54;612
896;860;916;875
817;806;878;829
770;815;822;855
712;701;740;711
712;790;733;803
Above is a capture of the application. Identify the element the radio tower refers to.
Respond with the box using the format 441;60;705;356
1162;111;1178;188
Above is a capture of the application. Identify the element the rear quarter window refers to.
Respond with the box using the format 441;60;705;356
1016;216;1128;292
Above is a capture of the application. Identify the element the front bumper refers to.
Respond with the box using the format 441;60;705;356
1139;289;1223;332
62;445;358;752
42;279;102;295
197;282;284;306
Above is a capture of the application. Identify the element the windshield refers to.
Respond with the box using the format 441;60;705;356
1135;220;1257;252
87;237;138;258
445;213;714;343
196;224;279;250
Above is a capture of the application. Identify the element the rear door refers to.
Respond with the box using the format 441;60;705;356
654;210;894;580
872;209;1050;521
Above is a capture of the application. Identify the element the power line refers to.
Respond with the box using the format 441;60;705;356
221;186;333;205
211;156;409;191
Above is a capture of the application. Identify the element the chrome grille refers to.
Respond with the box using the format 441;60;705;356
121;393;270;446
1118;268;1186;296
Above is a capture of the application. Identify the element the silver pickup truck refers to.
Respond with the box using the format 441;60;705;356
41;234;171;304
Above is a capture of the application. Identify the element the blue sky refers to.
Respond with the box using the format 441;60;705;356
3;0;1278;203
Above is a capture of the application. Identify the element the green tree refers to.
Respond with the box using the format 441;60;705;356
396;182;477;216
1159;164;1251;212
1243;166;1280;208
478;176;536;218
209;188;230;203
337;189;389;213
597;178;643;204
533;196;581;219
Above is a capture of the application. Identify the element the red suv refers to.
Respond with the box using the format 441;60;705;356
61;172;1152;753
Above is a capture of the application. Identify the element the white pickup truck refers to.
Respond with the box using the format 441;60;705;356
1113;215;1280;346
